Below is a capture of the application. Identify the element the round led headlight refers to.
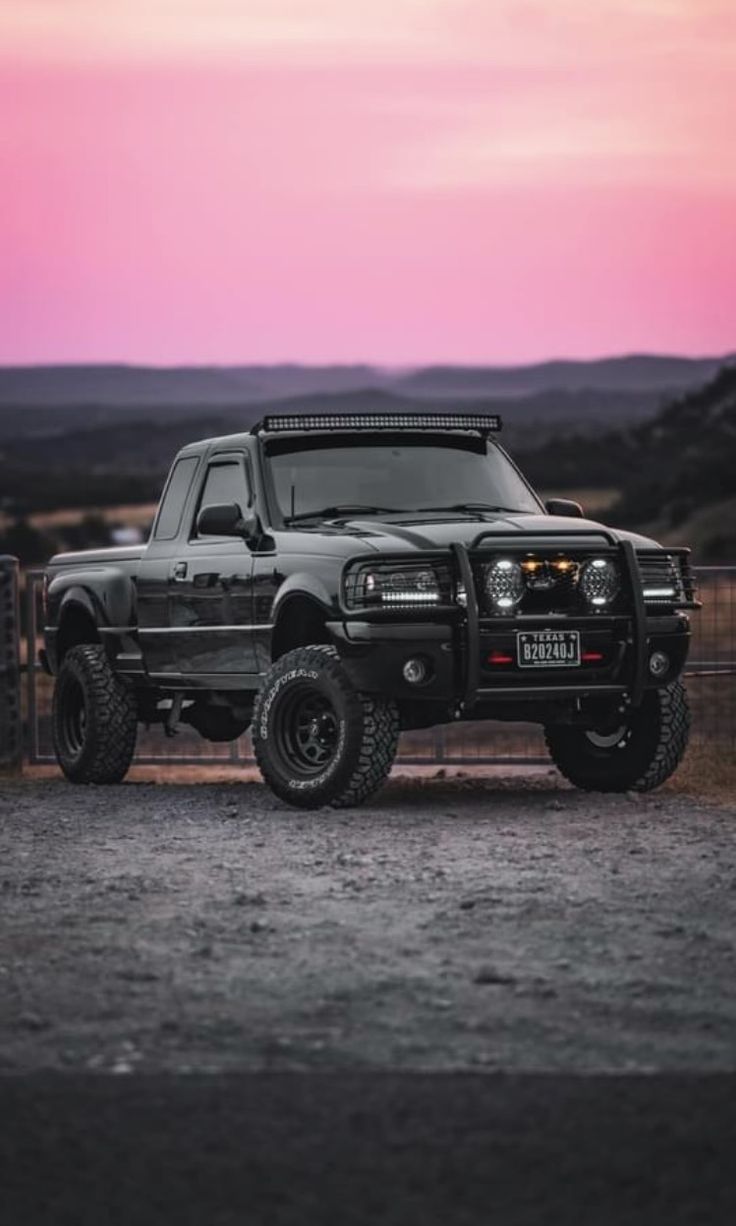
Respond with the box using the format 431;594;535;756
484;558;524;612
579;558;619;608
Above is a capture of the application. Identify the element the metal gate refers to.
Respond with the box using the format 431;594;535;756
0;556;22;771
19;566;736;769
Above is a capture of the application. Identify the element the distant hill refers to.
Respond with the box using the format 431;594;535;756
3;387;565;508
1;352;731;409
521;364;736;561
0;363;386;408
0;383;682;450
2;354;731;461
1;386;568;514
393;353;736;398
611;364;736;559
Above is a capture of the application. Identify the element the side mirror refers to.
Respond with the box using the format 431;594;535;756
545;498;584;519
196;502;258;538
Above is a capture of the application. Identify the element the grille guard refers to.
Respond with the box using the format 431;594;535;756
456;533;698;712
341;535;699;714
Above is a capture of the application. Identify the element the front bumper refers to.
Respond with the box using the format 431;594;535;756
328;540;692;712
328;612;690;708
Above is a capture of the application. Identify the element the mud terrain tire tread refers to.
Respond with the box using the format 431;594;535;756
252;645;399;809
53;644;138;784
544;680;690;793
333;691;400;808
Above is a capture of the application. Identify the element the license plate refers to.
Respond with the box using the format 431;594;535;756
517;630;580;668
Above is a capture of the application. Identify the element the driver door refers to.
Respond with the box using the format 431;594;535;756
168;452;257;676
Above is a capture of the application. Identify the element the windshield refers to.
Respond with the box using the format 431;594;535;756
267;439;540;522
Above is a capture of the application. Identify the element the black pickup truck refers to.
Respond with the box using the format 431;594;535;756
43;412;697;807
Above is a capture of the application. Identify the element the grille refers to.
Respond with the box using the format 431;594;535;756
636;553;688;605
472;552;615;616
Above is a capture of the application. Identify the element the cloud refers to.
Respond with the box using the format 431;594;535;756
3;0;735;67
385;64;736;192
1;0;455;64
3;1;734;198
2;0;735;361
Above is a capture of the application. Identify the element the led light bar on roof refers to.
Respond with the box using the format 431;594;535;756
255;412;502;435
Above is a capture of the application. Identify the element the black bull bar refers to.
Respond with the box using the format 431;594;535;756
451;529;686;714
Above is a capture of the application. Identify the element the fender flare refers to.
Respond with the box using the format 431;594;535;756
270;574;336;624
57;586;100;628
50;567;137;630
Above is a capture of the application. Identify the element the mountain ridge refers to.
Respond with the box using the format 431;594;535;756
1;353;733;407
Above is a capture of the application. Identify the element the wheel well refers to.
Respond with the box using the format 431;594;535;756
271;596;330;661
56;603;100;663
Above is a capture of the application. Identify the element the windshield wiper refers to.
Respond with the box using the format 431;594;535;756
412;502;528;515
284;503;402;524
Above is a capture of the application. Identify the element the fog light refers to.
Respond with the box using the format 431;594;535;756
579;557;619;608
649;650;670;678
403;657;428;685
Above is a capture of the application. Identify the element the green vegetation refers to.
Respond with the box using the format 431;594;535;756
0;518;56;565
521;364;736;560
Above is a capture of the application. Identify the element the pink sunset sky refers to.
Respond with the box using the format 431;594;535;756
2;0;735;364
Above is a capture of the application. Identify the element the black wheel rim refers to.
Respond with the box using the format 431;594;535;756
275;685;340;777
59;674;88;757
584;724;631;751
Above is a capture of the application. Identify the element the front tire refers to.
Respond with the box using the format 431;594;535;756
545;680;690;793
252;645;399;809
52;644;138;784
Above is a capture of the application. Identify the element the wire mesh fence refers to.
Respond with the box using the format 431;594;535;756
0;556;22;771
20;567;736;769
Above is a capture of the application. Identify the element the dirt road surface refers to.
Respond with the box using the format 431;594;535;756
1;773;735;1224
2;775;735;1074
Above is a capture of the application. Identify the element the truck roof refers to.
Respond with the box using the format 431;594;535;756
252;411;502;436
178;411;503;455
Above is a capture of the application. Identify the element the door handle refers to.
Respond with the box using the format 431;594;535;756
172;562;188;582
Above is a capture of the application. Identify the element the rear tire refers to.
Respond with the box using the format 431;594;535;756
52;644;138;784
544;680;690;793
252;645;399;809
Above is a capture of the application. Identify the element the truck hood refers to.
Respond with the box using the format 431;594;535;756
48;544;146;569
329;512;661;554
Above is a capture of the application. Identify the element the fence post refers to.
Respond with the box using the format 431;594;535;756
0;555;22;773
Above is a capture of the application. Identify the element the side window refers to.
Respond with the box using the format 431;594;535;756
193;459;251;537
153;456;199;541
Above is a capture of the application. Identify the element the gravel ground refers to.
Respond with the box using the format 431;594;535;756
1;773;735;1074
3;1073;736;1226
